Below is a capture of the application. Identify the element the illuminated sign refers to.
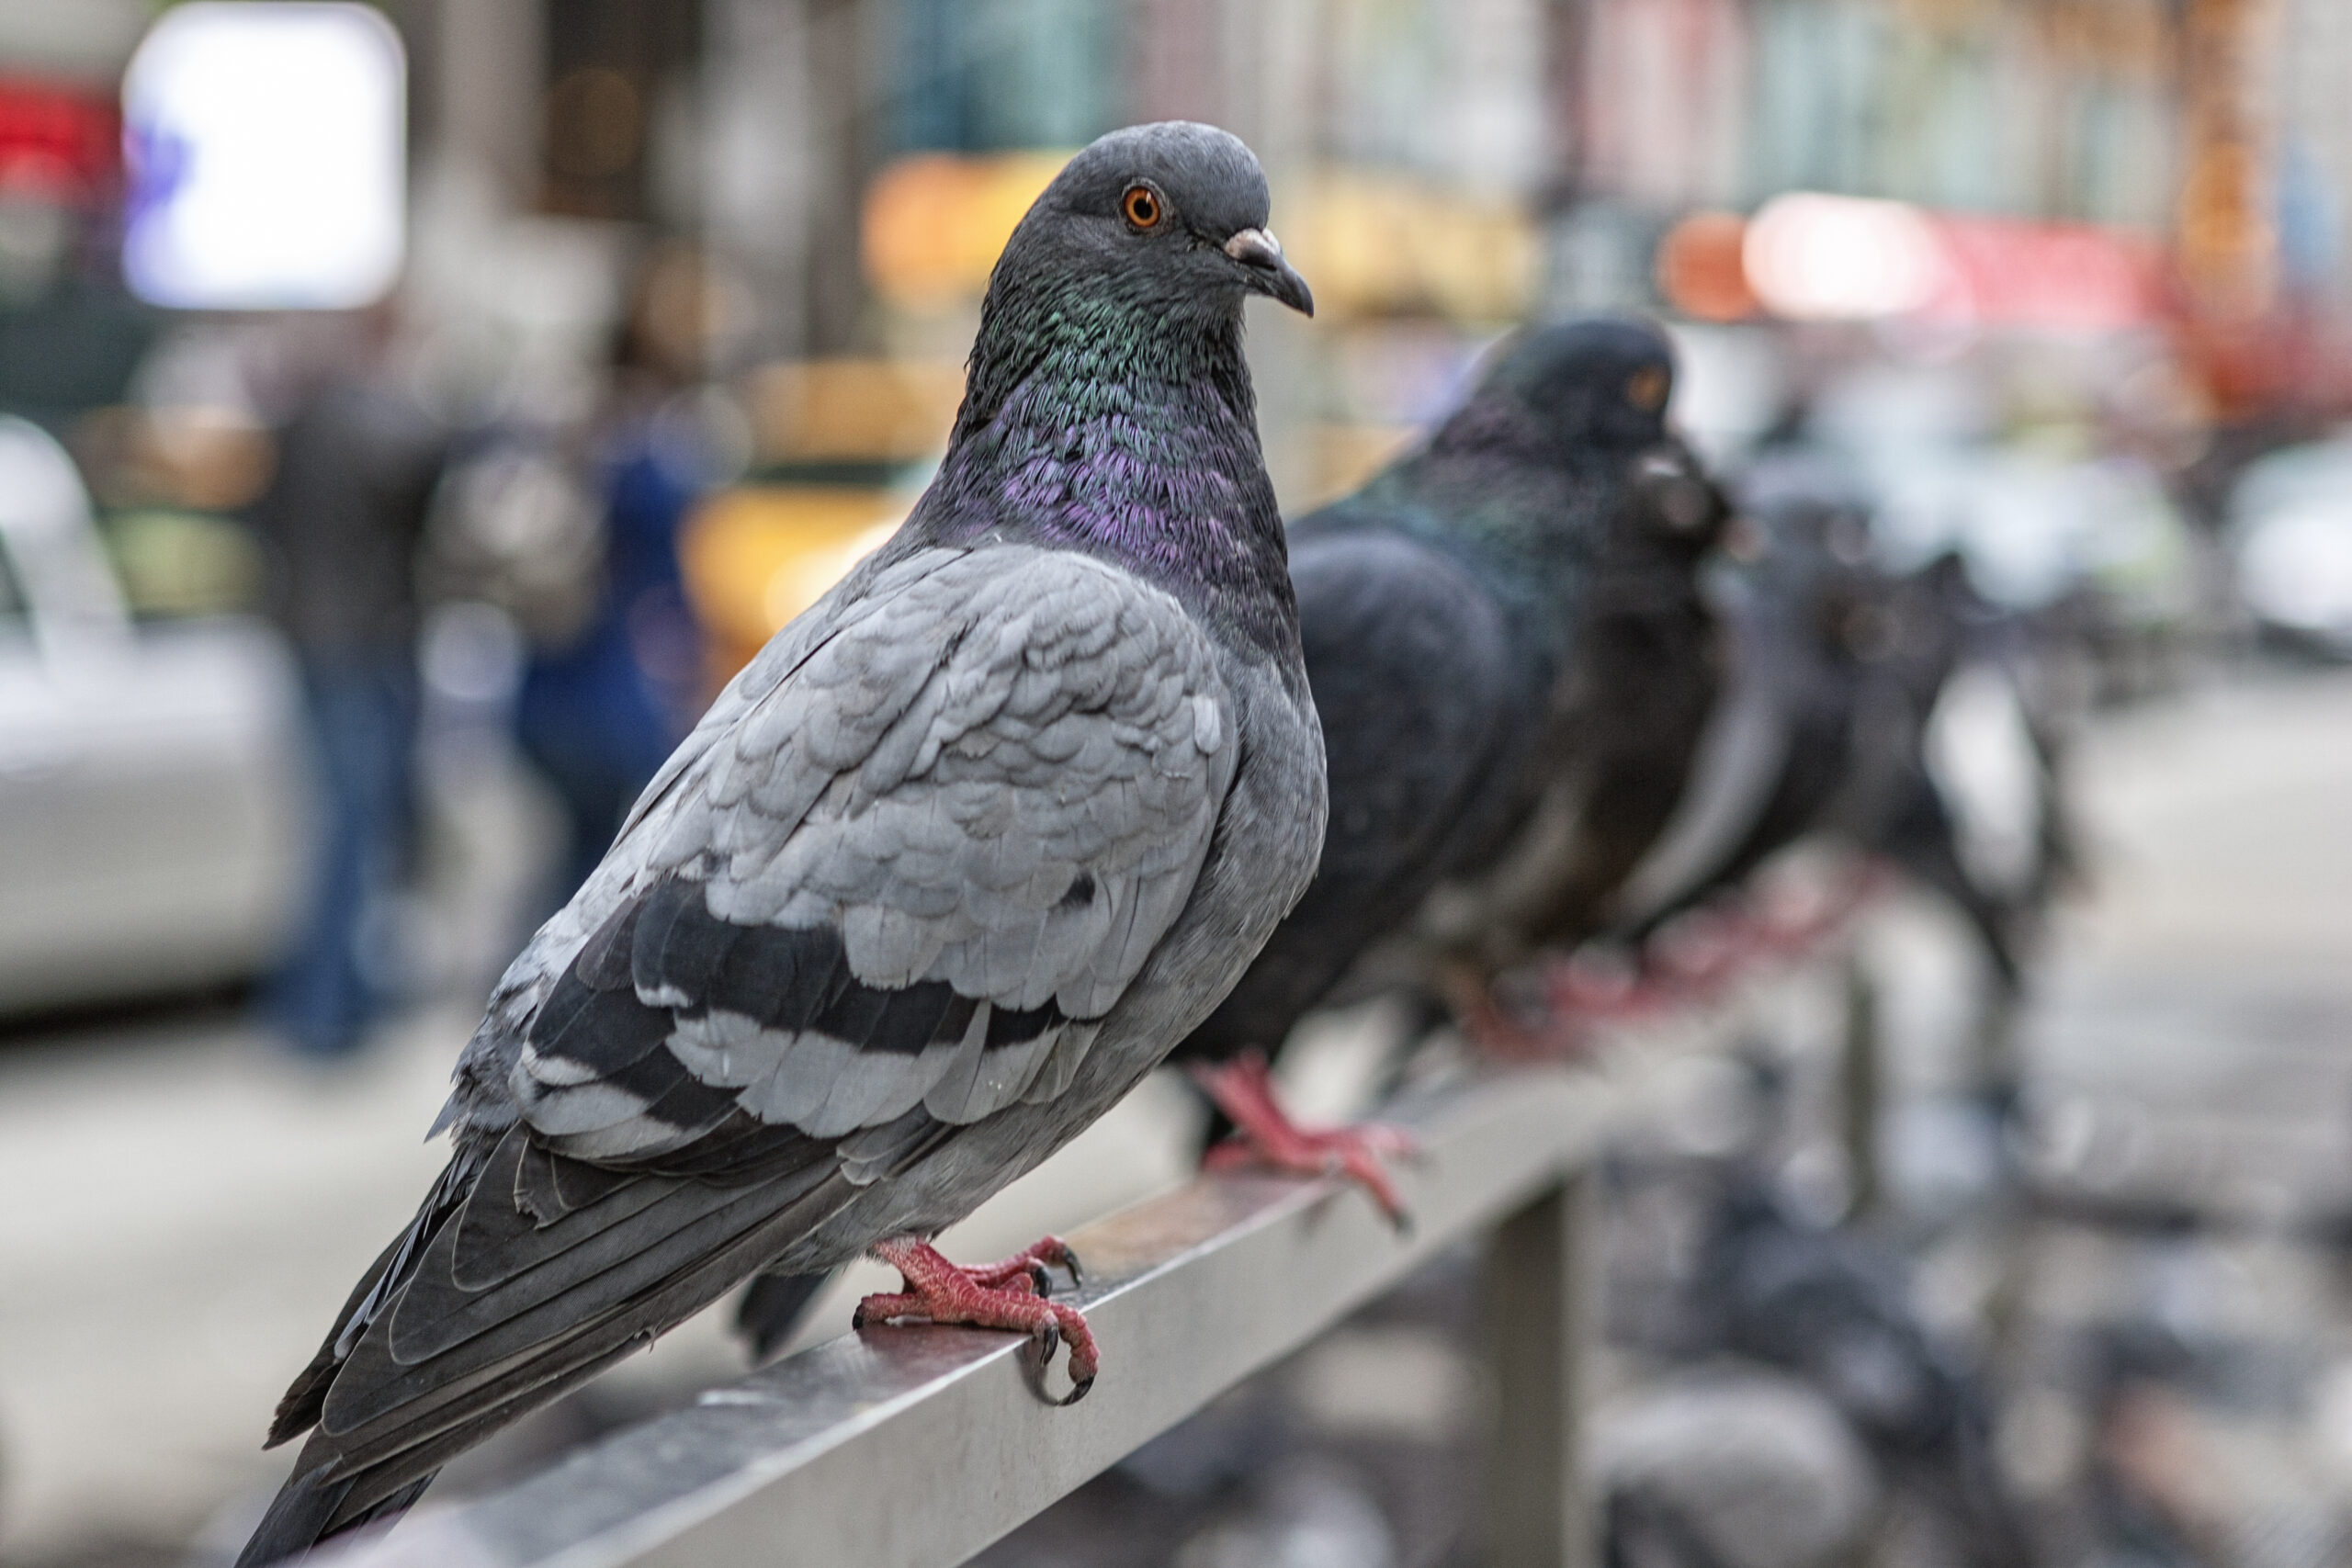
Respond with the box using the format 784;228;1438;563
1743;193;1946;321
121;3;404;310
1736;192;2165;331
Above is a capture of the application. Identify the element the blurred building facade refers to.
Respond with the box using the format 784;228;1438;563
6;0;2352;658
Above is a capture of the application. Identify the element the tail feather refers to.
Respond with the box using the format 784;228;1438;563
270;1149;487;1448
233;1465;435;1568
238;1156;862;1563
267;1235;409;1448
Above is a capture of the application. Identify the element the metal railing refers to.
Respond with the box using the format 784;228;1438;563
324;959;1867;1568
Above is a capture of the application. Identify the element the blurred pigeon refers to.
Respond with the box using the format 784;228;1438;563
1611;455;1890;944
1613;453;2068;998
1908;558;2078;991
1596;1370;1878;1568
1169;318;1727;1214
238;120;1326;1565
1690;1178;2036;1568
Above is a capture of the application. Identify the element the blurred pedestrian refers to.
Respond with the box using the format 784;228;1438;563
513;243;717;908
246;322;448;1058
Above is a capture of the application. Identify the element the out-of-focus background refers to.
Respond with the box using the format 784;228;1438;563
5;1;2352;1565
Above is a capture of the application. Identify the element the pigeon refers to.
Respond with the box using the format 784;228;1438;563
1680;1177;2035;1568
1167;317;1727;1215
1611;452;2069;1001
238;120;1325;1565
1608;452;1892;951
1903;554;2078;999
1597;1371;1878;1568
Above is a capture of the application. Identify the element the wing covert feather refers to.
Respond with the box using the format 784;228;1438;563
505;545;1239;1161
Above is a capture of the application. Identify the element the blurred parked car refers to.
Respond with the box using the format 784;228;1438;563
0;416;306;1014
2226;435;2352;656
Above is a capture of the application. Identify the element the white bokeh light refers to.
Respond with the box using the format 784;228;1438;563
122;3;404;310
1743;192;1947;321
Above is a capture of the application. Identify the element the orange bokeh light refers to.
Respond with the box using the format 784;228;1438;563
1656;209;1755;321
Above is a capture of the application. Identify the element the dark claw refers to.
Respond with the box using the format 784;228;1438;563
851;1303;873;1329
1026;1261;1054;1297
1058;1247;1085;1289
1010;1304;1096;1405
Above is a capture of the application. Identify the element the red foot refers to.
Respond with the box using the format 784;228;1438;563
1638;863;1892;1002
854;1235;1097;1402
1544;948;1675;1022
1190;1052;1417;1228
1644;908;1756;999
1750;862;1887;955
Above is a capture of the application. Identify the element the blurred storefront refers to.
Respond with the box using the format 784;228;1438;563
12;0;2352;660
402;0;1574;676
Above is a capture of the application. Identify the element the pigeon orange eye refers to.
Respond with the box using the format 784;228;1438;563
1625;366;1668;412
1122;185;1162;230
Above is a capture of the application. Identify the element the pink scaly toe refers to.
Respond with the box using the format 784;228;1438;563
855;1235;1098;1401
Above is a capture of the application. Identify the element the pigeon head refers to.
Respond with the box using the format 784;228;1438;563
1000;121;1314;323
1355;315;1705;592
917;122;1311;657
949;121;1313;440
1403;315;1680;496
1487;316;1679;449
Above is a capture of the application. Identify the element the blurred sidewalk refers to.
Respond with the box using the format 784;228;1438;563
0;1011;454;1563
2003;668;2352;1564
2027;667;2352;1224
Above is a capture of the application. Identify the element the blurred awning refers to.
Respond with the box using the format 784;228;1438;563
1928;213;2169;333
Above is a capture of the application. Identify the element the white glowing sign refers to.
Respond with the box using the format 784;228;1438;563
1743;193;1947;322
122;3;405;310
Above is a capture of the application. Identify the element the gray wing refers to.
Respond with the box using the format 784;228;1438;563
255;544;1242;1545
437;541;940;1122
507;540;1239;1152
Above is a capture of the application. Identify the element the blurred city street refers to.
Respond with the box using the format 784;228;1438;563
6;660;2351;1566
3;1;2352;1565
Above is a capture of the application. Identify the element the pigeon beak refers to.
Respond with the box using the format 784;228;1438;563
1224;228;1314;317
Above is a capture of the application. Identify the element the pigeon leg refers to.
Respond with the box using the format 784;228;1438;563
854;1235;1098;1401
1190;1052;1417;1227
1544;948;1674;1021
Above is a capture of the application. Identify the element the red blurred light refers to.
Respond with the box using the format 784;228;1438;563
1928;214;2166;333
1737;190;2165;331
0;78;118;197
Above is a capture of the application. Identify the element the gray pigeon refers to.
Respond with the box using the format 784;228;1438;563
238;120;1325;1565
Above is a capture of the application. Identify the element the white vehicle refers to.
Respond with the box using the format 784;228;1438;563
2228;436;2352;656
0;416;307;1013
